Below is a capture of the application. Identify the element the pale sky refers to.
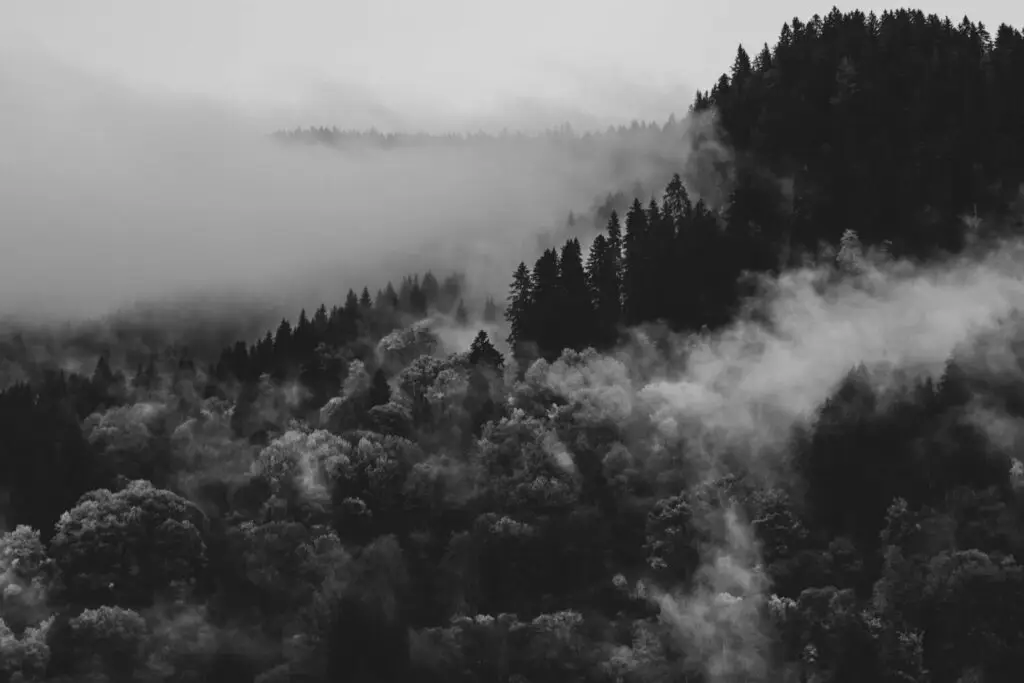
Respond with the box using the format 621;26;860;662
1;0;1021;322
6;0;1020;130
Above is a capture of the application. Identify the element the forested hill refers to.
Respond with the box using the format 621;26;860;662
694;8;1024;256
2;8;1024;683
506;9;1024;354
270;120;678;149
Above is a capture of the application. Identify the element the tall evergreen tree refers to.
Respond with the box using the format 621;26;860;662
622;198;651;325
421;272;440;307
586;234;622;347
605;211;623;267
530;248;562;358
662;173;692;228
482;297;499;324
558;238;596;351
344;289;359;316
409;284;428;317
469;330;503;369
505;262;534;353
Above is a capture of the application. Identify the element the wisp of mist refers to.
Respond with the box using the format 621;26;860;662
0;46;710;325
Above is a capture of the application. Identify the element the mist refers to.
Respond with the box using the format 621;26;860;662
0;44;715;326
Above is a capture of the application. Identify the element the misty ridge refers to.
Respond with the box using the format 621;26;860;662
2;6;1024;683
0;45;727;327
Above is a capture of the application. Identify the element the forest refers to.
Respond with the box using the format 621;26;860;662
3;7;1024;683
270;121;682;150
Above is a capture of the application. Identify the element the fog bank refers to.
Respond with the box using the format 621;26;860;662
0;47;717;324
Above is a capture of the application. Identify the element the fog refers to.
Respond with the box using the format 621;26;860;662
0;45;722;326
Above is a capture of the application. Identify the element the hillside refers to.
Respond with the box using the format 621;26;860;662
2;8;1024;683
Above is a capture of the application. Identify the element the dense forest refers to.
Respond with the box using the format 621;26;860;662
270;121;673;149
3;7;1024;683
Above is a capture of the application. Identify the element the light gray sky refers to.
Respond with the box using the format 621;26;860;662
6;0;1019;130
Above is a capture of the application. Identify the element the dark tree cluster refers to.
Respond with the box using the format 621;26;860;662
2;8;1024;683
698;8;1024;256
208;271;472;407
507;10;1024;362
270;120;678;151
506;176;735;359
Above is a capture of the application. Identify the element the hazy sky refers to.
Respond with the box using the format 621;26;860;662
6;0;1019;129
2;1;1021;323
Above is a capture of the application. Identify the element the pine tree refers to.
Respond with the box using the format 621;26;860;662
606;211;623;266
274;319;293;356
662;173;692;228
410;284;428;317
384;282;399;310
273;319;294;377
344;290;359;316
530;248;562;358
359;288;373;310
505;262;534;352
455;299;469;326
313;304;329;336
295;309;312;357
586;234;622;347
92;354;115;387
256;331;275;372
731;45;753;88
421;272;440;308
398;276;413;311
482;297;499;323
753;43;773;71
440;274;463;314
469;330;503;368
650;194;677;321
622;198;650;325
558;238;596;351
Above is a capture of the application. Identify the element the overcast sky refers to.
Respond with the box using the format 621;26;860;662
1;1;1021;323
6;0;1019;131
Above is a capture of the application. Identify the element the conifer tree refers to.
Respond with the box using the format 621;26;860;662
421;272;440;309
440;274;463;314
382;282;397;307
482;297;499;323
605;211;623;268
662;173;692;228
313;304;329;336
469;330;503;368
344;289;359;316
273;319;293;356
92;354;115;388
410;284;428;317
586;234;622;347
505;262;534;352
530;248;562;358
622;198;650;325
558;238;596;351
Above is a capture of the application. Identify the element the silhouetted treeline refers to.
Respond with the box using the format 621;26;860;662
695;7;1024;254
507;9;1024;359
270;120;679;150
